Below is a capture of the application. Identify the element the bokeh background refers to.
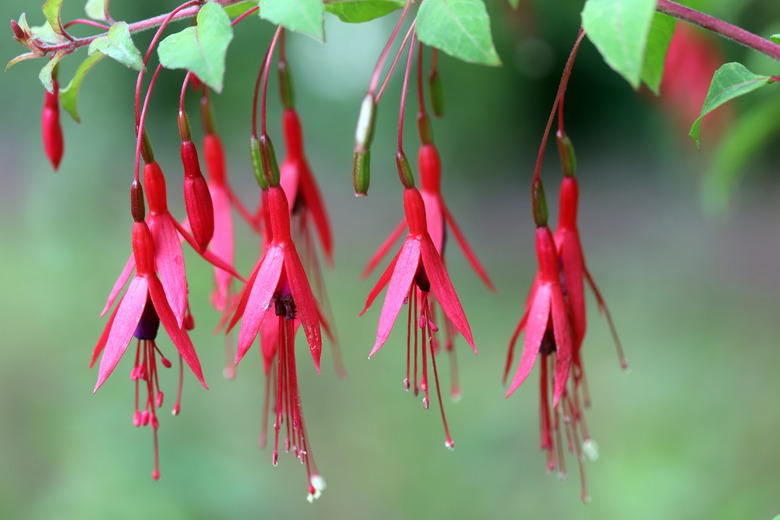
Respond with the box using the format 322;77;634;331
2;1;780;519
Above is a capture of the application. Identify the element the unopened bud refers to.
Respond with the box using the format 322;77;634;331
11;20;25;40
259;134;280;187
352;149;370;196
42;81;63;170
130;181;145;222
250;136;269;190
395;150;415;189
354;93;377;150
531;178;548;228
183;171;215;252
556;130;577;178
429;70;444;118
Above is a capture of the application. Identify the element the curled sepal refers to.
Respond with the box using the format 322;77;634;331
556;130;577;178
181;139;215;252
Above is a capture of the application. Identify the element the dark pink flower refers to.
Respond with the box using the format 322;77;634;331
42;79;64;171
362;187;475;447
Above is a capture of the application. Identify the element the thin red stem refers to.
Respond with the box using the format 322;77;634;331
231;5;259;27
656;0;780;61
134;63;163;182
532;28;584;182
368;0;413;96
260;27;283;138
397;31;417;152
416;42;427;119
63;19;110;31
180;72;192;113
377;21;417;104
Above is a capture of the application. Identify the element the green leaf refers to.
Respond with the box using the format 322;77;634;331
42;0;66;39
582;0;658;88
260;0;325;41
224;1;258;18
701;99;780;214
324;0;404;23
771;34;780;45
415;0;502;66
30;21;65;45
158;2;234;92
60;53;105;122
88;22;144;70
690;62;773;146
85;0;109;21
38;50;68;93
6;52;40;71
641;13;674;95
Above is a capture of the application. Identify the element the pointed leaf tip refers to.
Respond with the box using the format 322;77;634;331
260;0;325;41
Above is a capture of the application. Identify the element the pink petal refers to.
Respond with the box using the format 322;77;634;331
360;248;401;316
259;308;279;374
94;276;148;392
285;246;323;371
236;246;284;363
421;191;445;254
443;203;495;292
90;303;119;368
369;238;421;358
550;285;572;406
148;275;207;389
585;267;627;370
299;161;334;266
227;186;262;233
505;284;551;398
172;217;245;282
100;254;135;317
362;219;406;279
555;228;586;349
503;306;529;384
225;256;264;334
420;237;476;353
209;183;234;312
149;214;188;328
280;158;301;209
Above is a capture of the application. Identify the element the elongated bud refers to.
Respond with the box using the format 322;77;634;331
396;150;415;189
556;130;577;178
417;112;434;145
352;150;370;196
130;181;146;223
428;69;444;118
181;139;214;252
11;20;25;40
250;136;269;190
259;134;281;187
42;79;64;170
353;93;377;194
139;128;154;163
531;178;548;228
178;110;192;142
278;60;295;110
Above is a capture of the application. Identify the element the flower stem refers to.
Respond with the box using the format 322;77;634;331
656;0;780;61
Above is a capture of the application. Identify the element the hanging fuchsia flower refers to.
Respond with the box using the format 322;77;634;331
179;111;215;253
362;186;475;448
91;184;207;480
41;78;64;171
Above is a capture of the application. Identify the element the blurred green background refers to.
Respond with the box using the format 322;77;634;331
2;1;780;519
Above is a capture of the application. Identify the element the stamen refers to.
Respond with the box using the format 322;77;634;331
172;355;183;416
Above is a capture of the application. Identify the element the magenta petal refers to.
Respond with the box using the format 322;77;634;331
280;158;301;210
91;303;120;369
100;254;135;317
421;191;445;255
369;238;421;358
550;285;572;406
148;275;207;389
555;228;586;349
506;284;551;398
360;248;401;316
299;161;334;266
285;246;323;370
209;183;235;311
443;203;495;292
94;276;148;392
236;246;284;363
420;237;476;353
226;255;264;334
503;306;529;384
362;219;406;279
150;214;188;328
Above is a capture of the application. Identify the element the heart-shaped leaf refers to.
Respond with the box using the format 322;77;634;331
415;0;501;66
582;0;658;89
324;0;404;23
158;2;234;92
88;22;144;70
39;50;68;93
60;53;105;122
641;13;675;95
43;0;67;39
690;62;773;146
85;0;109;22
260;0;325;41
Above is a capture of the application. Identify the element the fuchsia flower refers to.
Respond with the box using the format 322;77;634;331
91;186;207;480
179;111;215;253
227;185;325;501
362;186;475;448
41;78;64;171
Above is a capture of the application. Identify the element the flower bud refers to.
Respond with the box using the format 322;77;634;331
556;130;577;178
250;136;269;190
531;178;548;228
181;140;214;252
259;134;281;187
42;80;64;171
11;20;25;40
395;150;415;189
352;150;370;196
428;69;444;118
130;181;146;223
